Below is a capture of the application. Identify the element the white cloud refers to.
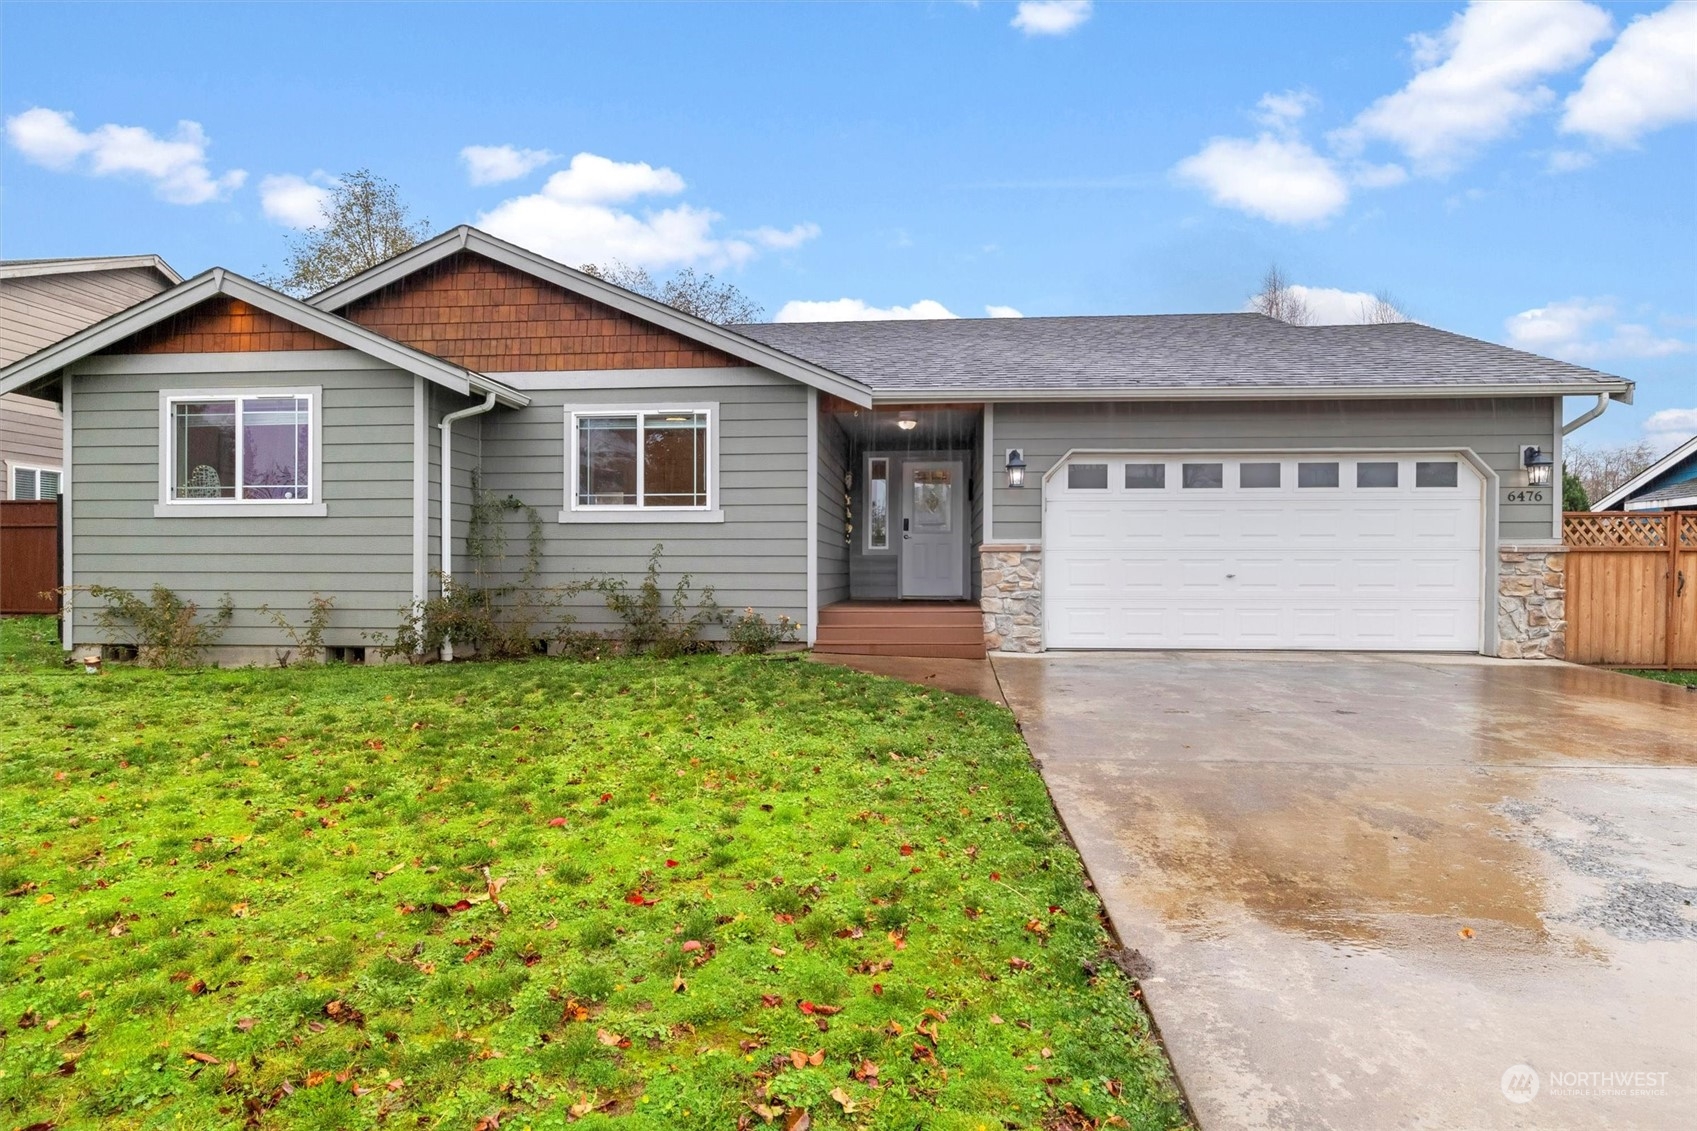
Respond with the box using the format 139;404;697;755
985;305;1024;318
1011;0;1091;36
258;172;334;228
1337;1;1613;175
1255;89;1318;131
1243;284;1401;325
774;298;959;323
477;151;814;271
1562;2;1697;147
460;144;557;186
1546;148;1596;173
1504;297;1695;361
1350;161;1409;188
542;152;686;203
747;222;821;250
4;107;245;204
1644;407;1697;451
1174;133;1350;224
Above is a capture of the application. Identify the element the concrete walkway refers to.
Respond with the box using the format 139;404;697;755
992;652;1697;1131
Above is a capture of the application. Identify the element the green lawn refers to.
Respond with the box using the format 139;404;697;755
0;617;1186;1131
1619;668;1697;688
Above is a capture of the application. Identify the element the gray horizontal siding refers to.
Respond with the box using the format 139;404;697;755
992;397;1557;543
1;394;61;499
818;414;849;608
70;363;418;649
477;378;810;633
0;267;171;365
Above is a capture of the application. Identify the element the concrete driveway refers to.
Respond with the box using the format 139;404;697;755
992;652;1697;1131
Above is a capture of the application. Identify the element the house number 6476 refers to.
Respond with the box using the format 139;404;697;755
1505;489;1546;503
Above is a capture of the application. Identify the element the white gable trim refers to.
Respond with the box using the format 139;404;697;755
306;225;875;408
1592;433;1697;511
0;269;529;409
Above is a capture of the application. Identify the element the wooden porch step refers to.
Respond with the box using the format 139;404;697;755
815;625;985;646
811;641;989;660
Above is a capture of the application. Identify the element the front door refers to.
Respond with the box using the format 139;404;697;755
900;460;965;598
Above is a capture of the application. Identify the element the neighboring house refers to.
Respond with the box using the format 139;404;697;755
0;255;182;500
1590;433;1697;512
0;226;1633;663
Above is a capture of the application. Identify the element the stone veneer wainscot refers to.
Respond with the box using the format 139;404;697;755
1497;544;1567;660
980;542;1043;653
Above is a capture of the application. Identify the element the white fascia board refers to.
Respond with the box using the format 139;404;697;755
0;254;182;284
1592;433;1697;512
307;226;874;408
1625;493;1697;511
868;381;1636;404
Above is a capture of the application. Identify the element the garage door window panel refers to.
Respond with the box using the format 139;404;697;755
1125;463;1165;490
1298;462;1340;489
1240;462;1281;489
1182;463;1224;489
1067;463;1108;490
1357;462;1399;488
1416;461;1459;488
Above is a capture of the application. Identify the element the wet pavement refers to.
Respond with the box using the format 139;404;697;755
807;652;1008;704
991;652;1697;1131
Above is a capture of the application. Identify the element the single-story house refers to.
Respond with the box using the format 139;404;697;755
1590;433;1697;512
1;254;182;500
0;226;1634;663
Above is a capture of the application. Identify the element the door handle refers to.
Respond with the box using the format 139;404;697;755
1680;570;1687;598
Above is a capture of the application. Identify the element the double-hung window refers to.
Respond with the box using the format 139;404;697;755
567;407;716;519
159;389;320;513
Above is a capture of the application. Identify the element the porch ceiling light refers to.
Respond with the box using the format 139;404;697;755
1006;448;1027;488
896;411;919;431
1523;445;1553;487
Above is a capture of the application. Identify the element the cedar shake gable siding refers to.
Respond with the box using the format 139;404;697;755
339;251;743;371
103;296;341;354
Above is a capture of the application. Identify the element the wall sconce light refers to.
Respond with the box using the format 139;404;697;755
1006;448;1027;489
1523;446;1553;487
896;411;919;431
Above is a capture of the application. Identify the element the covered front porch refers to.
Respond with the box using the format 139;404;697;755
812;399;990;657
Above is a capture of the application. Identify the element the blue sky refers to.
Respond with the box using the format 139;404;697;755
3;0;1693;448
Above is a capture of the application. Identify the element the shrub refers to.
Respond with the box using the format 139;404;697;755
594;544;724;657
83;584;234;667
726;607;799;654
259;594;335;666
375;576;569;663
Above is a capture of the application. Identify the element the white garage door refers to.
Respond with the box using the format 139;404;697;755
1044;453;1484;651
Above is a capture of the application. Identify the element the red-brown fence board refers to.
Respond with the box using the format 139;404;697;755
0;500;59;615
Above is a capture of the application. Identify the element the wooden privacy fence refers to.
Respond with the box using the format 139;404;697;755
0;500;61;615
1563;511;1696;670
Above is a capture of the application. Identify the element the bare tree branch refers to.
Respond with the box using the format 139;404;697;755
263;170;430;297
1564;439;1658;503
580;260;764;324
1250;264;1311;326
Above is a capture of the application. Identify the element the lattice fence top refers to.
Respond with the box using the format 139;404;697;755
1564;512;1678;548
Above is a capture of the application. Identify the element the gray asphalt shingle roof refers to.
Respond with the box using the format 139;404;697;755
1629;480;1697;506
730;313;1625;394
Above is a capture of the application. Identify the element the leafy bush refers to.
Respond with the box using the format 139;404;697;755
727;607;800;654
82;584;233;667
259;594;335;666
594;544;724;657
376;576;570;663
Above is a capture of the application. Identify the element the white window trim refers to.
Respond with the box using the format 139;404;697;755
7;462;62;501
560;402;723;524
155;387;326;518
864;454;893;553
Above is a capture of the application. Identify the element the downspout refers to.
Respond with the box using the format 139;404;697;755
1562;393;1610;435
439;390;497;661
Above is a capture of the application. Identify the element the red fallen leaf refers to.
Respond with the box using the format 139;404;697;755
964;906;981;920
462;939;494;963
335;1063;355;1084
520;951;543;967
888;931;907;950
350;1082;373;1097
560;998;591;1023
366;739;385;751
783;1108;812;1131
596;1028;630;1048
990;871;1001;881
1048;905;1062;915
665;859;679;868
625;891;657;907
681;940;703;953
797;1000;842;1016
911;1043;938;1065
1024;919;1048;936
852;1058;881;1083
183;1050;220;1064
898;844;914;857
598;793;613;804
871;983;884;996
1008;956;1034;971
186;979;206;996
304;1070;331;1087
761;993;783;1007
773;912;794;924
832;926;864;940
547;817;568;827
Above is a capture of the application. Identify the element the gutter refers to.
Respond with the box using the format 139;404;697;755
866;382;1635;404
438;390;497;661
1562;392;1611;435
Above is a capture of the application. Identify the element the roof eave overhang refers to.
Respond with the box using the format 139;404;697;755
864;379;1635;404
0;268;529;409
1593;431;1697;511
307;226;874;408
0;254;182;284
1624;493;1697;512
